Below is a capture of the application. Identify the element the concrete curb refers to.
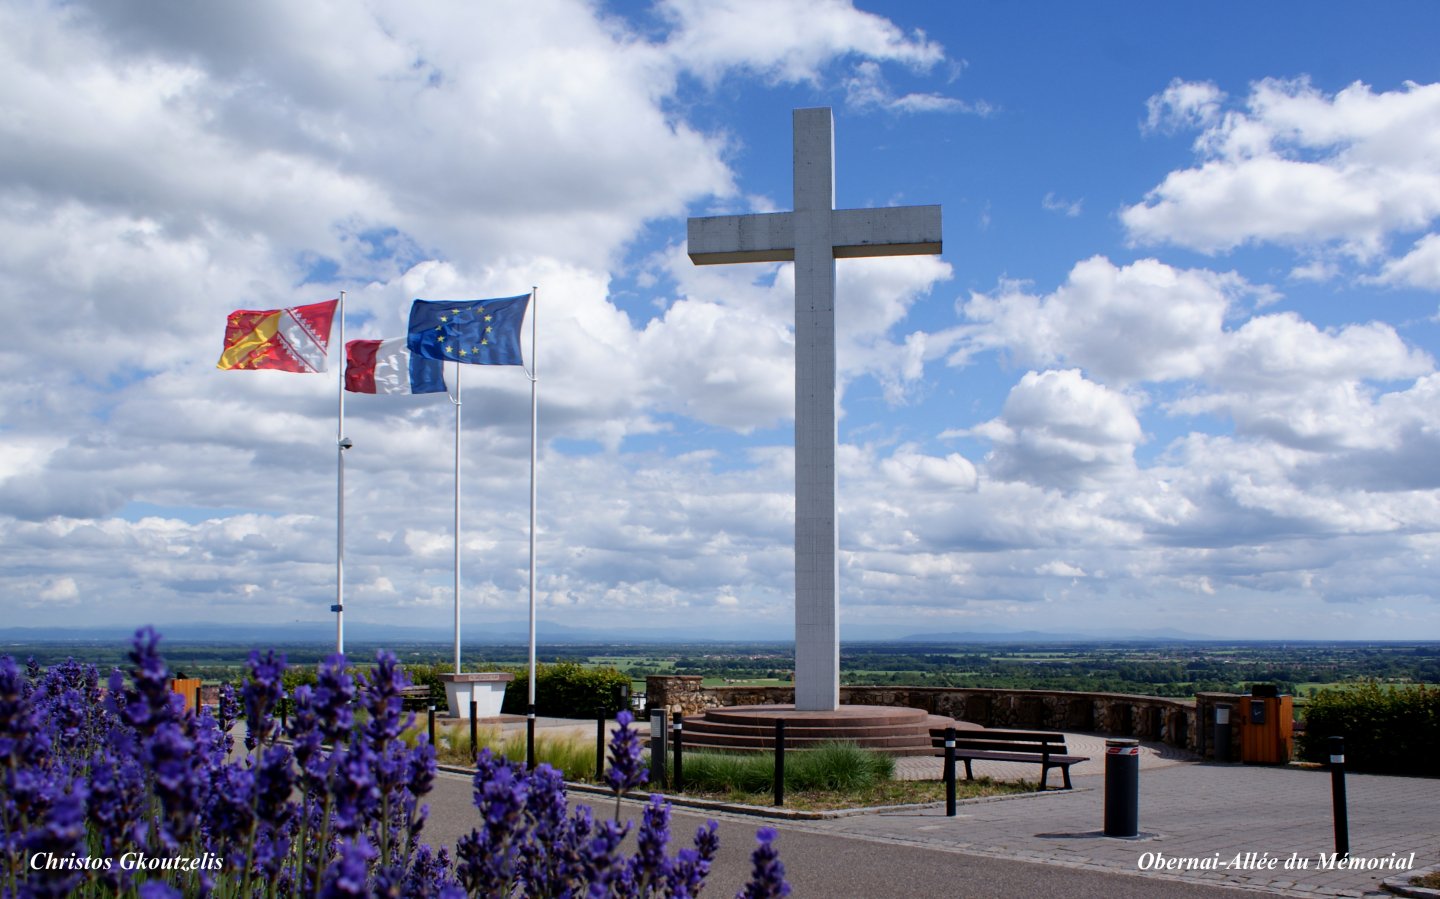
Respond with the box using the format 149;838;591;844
1385;863;1440;898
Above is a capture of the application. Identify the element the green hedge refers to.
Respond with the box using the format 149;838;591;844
1298;681;1439;776
500;662;632;718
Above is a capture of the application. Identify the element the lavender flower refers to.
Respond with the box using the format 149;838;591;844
628;794;673;895
1;640;780;899
604;710;649;798
321;835;377;898
312;654;356;746
242;648;287;751
216;683;241;756
669;820;720;898
737;827;791;899
456;749;529;894
21;785;88;899
119;626;179;737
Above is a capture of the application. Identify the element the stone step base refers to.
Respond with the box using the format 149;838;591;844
676;704;975;756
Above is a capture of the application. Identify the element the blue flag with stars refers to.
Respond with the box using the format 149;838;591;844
407;294;530;366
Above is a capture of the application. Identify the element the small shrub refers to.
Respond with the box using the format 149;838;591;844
683;750;776;793
787;741;894;791
1299;681;1440;776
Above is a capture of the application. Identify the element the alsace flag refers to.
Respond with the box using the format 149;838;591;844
407;294;529;366
345;338;446;395
217;299;338;372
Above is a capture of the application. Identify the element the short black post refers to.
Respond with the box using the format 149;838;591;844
650;709;668;788
194;684;203;715
596;707;608;783
469;699;479;761
427;705;436;747
944;726;957;817
774;720;786;807
1103;738;1140;838
526;704;537;771
672;713;684;793
1329;736;1349;858
1214;704;1232;762
279;698;288;735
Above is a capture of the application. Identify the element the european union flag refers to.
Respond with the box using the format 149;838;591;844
406;294;530;366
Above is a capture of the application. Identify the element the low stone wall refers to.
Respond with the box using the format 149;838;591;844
645;675;1245;757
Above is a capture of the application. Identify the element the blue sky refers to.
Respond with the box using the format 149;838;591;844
3;0;1440;641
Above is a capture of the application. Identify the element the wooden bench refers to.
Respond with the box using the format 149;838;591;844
399;684;433;710
931;728;1089;790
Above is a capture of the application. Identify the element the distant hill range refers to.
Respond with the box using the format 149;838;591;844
894;628;1217;643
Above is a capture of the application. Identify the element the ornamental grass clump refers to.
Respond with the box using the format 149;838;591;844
0;627;789;898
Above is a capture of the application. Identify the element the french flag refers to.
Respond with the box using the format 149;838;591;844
345;338;447;394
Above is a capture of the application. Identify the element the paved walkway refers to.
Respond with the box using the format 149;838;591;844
442;719;1437;897
803;757;1437;897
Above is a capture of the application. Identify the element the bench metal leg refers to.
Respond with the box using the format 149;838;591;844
1061;765;1072;790
962;759;974;781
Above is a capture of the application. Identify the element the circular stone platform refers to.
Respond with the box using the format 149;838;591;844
678;704;980;757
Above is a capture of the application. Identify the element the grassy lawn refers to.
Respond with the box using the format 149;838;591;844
670;776;1031;811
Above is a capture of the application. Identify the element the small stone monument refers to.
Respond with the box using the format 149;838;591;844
439;671;514;718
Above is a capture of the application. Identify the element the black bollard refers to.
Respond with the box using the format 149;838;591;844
527;704;537;771
195;684;203;715
1214;704;1232;762
1103;738;1140;838
427;705;436;748
672;713;684;793
1329;736;1349;858
596;707;608;783
944;726;957;817
470;699;479;761
650;709;669;788
774;720;786;807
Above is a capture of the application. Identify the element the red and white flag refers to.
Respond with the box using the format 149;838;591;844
216;299;338;372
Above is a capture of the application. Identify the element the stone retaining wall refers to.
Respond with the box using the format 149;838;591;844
645;675;1246;758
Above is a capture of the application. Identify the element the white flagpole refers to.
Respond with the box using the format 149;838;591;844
335;290;347;655
453;361;463;676
526;286;539;767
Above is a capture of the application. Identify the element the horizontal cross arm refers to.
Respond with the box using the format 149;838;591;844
688;212;795;265
831;205;942;258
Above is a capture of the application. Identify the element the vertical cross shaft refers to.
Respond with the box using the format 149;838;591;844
791;109;841;711
687;108;941;710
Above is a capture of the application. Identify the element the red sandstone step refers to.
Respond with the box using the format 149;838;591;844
671;704;962;756
681;720;947;739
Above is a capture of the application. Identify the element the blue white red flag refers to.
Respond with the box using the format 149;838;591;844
345;337;446;394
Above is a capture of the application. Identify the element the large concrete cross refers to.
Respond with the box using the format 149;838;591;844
687;107;942;711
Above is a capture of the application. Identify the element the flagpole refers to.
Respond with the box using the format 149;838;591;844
526;285;538;769
335;290;348;655
453;361;463;676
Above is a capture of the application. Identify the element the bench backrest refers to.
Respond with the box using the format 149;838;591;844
930;728;1068;756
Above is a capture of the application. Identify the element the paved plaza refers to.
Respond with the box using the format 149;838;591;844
451;717;1439;897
